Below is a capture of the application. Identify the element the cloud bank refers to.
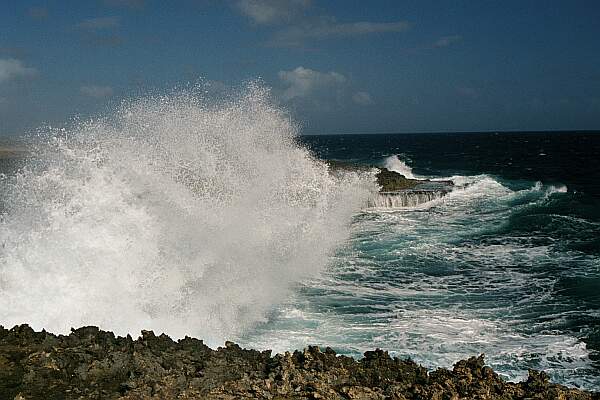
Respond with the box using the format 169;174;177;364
234;0;311;25
278;66;346;101
0;59;37;83
278;66;373;110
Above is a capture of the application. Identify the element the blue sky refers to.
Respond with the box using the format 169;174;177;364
1;0;599;135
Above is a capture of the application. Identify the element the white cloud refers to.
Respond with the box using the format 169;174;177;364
235;0;311;25
352;91;373;106
434;35;462;48
271;17;410;47
0;58;37;83
80;85;114;98
77;16;120;31
278;66;346;101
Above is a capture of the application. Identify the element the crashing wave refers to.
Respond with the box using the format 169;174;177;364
0;83;375;345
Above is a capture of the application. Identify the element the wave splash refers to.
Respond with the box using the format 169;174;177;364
382;155;417;179
372;154;571;210
0;84;374;345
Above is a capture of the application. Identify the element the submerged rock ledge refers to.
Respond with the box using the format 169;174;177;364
0;325;597;400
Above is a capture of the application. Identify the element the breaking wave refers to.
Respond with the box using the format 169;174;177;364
0;84;375;345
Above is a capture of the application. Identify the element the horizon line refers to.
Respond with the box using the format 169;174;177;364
301;129;600;137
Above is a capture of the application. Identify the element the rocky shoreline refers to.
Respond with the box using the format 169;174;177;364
0;325;596;400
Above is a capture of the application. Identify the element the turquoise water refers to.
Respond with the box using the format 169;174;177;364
239;132;600;390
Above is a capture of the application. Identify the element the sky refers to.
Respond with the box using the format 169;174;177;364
1;0;600;135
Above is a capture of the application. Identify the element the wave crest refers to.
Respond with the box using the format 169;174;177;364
0;83;374;344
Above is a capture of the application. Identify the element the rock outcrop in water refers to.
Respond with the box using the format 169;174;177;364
373;168;454;208
327;160;454;208
0;325;596;400
375;167;421;191
326;161;423;191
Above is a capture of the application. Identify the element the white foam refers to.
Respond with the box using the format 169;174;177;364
385;310;593;383
0;83;376;345
545;184;568;196
523;181;566;198
367;191;446;210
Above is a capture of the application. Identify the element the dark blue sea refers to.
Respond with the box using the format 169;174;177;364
241;131;600;390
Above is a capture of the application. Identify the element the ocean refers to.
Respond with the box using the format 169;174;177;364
0;89;598;391
242;131;600;390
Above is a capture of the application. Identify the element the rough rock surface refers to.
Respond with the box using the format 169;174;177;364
375;167;422;191
325;160;452;193
0;325;597;400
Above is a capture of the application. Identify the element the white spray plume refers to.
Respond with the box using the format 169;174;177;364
382;155;416;179
0;83;375;345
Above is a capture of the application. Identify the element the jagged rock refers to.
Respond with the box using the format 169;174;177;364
375;167;421;191
0;325;597;400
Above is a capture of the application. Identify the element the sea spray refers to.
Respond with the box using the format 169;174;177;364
382;155;417;179
0;84;376;344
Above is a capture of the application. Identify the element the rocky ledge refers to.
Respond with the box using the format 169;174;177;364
326;160;453;193
375;167;447;192
0;325;597;400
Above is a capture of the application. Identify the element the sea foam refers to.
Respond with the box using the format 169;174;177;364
0;84;375;345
